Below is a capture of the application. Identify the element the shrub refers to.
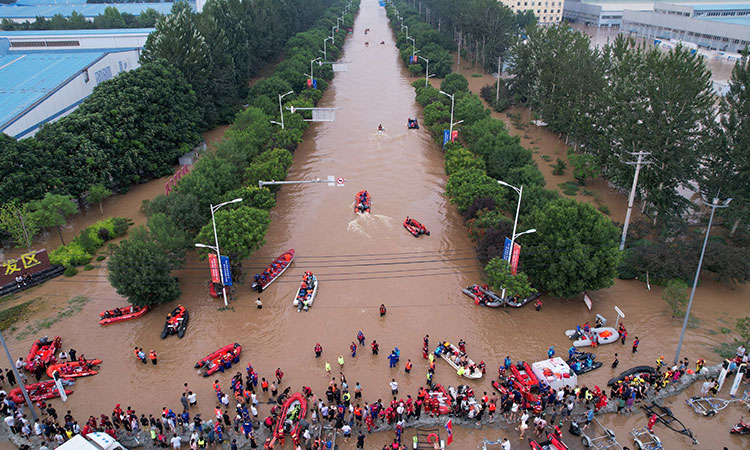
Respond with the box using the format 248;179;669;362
64;266;78;277
97;227;111;241
83;264;94;271
552;158;567;175
96;255;106;261
49;242;92;267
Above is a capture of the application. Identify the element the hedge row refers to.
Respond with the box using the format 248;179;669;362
50;217;130;267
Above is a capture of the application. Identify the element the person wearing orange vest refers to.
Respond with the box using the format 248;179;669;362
488;401;497;420
149;350;157;365
405;360;412;374
261;378;269;393
379;304;386;316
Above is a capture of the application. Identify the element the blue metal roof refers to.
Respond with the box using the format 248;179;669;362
0;2;190;19
689;3;750;11
0;28;155;37
700;15;750;25
0;49;110;129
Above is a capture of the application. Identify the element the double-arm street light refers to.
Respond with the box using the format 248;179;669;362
195;198;243;307
270;90;294;129
439;90;463;139
322;36;334;60
418;55;434;87
495;180;536;299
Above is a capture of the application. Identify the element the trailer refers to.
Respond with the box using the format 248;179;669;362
580;417;624;449
631;428;663;450
643;402;699;444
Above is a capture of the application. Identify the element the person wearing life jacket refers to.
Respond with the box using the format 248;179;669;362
314;343;322;358
405;360;412;373
148;350;157;365
378;124;383;132
379;304;386;316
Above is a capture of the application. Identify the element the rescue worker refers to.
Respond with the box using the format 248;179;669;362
149;350;157;365
379;304;387;316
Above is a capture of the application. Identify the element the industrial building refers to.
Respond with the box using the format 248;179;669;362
622;3;750;53
499;0;566;23
0;28;151;139
0;0;183;23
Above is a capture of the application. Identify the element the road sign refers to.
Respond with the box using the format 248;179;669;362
337;177;345;186
583;293;592;311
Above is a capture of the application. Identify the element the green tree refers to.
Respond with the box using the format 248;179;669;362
107;226;181;307
93;7;126;29
147;213;190;267
87;184;112;214
524;198;620;298
568;152;599;185
195;206;270;262
445;146;486;175
702;52;750;235
244;148;293;189
440;73;469;95
0;201;39;250
662;278;689;318
445;168;505;213
29;193;78;245
485;257;535;299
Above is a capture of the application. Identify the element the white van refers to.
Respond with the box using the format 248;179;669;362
56;432;126;450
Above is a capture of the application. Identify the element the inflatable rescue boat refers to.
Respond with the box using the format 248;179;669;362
462;284;503;307
46;359;102;379
403;217;429;237
565;327;619;348
9;380;72;404
355;190;371;213
25;336;61;372
160;305;189;339
435;342;483;379
99;305;148;325
252;249;295;292
273;392;307;442
293;272;318;312
195;342;241;377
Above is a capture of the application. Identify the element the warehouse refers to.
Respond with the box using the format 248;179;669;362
0;28;150;139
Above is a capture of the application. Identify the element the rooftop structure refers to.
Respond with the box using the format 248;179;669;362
0;27;148;139
0;0;192;22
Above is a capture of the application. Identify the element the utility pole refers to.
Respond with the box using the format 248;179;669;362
619;151;651;251
0;331;37;420
457;32;461;71
495;55;502;102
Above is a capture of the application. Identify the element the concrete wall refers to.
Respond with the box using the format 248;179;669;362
4;49;141;139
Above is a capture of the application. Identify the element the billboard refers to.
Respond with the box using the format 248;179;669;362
1;249;52;286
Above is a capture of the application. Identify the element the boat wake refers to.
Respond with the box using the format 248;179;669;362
347;213;394;236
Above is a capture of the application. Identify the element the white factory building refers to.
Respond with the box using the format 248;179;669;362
0;28;152;139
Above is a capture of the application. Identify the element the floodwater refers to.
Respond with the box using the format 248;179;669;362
1;2;748;449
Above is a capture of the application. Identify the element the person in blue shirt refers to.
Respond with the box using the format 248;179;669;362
548;347;555;358
504;356;512;369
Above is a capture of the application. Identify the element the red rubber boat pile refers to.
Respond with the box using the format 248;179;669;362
99;305;149;325
195;343;242;377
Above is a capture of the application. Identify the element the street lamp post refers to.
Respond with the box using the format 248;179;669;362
195;198;243;307
439;90;463;139
673;196;732;365
407;36;416;59
270;91;294;129
401;25;409;39
332;26;337;44
322;36;333;60
418;55;433;86
495;180;534;299
305;57;322;86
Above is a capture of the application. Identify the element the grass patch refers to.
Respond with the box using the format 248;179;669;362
96;255;106;262
713;342;737;359
15;295;90;340
707;329;718;335
687;315;702;329
558;181;579;196
471;73;482;77
64;266;78;277
0;300;34;331
720;327;732;334
83;264;94;271
598;204;611;215
540;155;551;162
582;189;594;197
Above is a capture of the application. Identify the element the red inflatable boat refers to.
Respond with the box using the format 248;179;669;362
530;434;570;450
403;217;430;237
355;190;371;213
195;343;242;377
99;305;148;325
426;384;452;415
46;359;102;379
273;392;307;442
510;361;539;388
252;249;295;292
9;380;72;404
25;336;61;372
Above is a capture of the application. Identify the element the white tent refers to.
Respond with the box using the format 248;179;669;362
531;357;577;391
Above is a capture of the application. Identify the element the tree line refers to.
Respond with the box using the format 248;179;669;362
108;0;358;306
0;7;162;30
386;6;620;299
503;26;749;285
1;0;337;253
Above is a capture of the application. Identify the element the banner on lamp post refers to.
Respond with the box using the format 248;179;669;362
443;130;450;148
503;237;512;262
510;243;521;275
208;254;221;284
220;256;232;286
451;130;458;142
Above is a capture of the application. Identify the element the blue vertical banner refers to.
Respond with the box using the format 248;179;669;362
312;79;318;89
220;256;232;286
503;237;512;262
443;130;450;148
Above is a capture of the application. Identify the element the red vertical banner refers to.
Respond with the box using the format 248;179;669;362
445;419;453;445
510;243;521;275
451;130;458;142
208;254;221;283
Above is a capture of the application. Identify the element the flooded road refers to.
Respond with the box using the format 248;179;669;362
2;2;748;449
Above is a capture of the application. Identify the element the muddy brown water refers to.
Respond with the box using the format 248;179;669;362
2;2;749;449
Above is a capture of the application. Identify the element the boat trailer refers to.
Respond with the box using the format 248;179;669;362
642;402;699;444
